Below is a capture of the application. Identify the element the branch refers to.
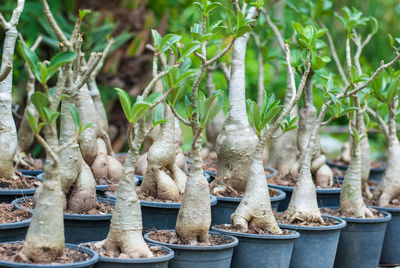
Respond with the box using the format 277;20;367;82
206;39;235;66
318;20;348;85
219;62;230;82
366;107;389;137
99;129;114;156
72;52;102;93
194;51;207;63
150;87;174;110
55;134;79;154
345;37;352;81
0;63;12;82
91;39;115;79
40;0;72;50
34;133;58;165
127;122;135;152
31;36;43;51
169;105;191;126
9;0;25;26
321;116;336;126
142;63;179;99
0;14;9;29
264;11;285;52
271;131;285;139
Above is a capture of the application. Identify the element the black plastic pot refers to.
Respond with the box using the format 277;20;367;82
87;242;174;268
211;226;299;268
326;160;386;184
13;196;114;245
279;214;346;268
204;166;278;181
0;175;40;203
211;186;286;225
333;210;391;268
144;231;238;268
0;242;99;267
0;213;31;242
270;178;342;212
106;193;217;230
368;205;400;265
18;169;43;177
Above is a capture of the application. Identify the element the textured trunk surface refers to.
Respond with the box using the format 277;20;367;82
22;166;65;262
176;131;211;244
88;80;108;131
0;28;18;179
141;105;187;200
232;142;282;234
214;28;258;193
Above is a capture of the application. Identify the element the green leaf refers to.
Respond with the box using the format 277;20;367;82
152;103;168;127
81;123;94;132
236;25;252;38
145;92;163;104
159;34;181;53
68;104;81;131
180;41;200;59
18;40;41;84
316;28;328;38
370;16;378;34
31;92;50;122
37;62;48;85
131;100;152;123
199;90;223;129
47;51;77;80
205;2;221;14
151;29;162;49
236;10;246;27
114;88;133;122
26;110;38;134
79;9;91;20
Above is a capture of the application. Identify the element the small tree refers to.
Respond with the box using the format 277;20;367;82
0;0;25;179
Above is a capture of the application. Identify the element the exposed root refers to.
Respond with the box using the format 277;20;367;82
97;233;153;258
373;185;400;207
135;153;148;176
285;210;324;224
340;203;374;218
315;164;333;187
91;139;109;185
107;155;123;184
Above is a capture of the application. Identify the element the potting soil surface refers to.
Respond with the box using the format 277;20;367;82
0;243;90;264
19;199;114;215
330;159;384;169
148;230;233;246
214;224;292;235
0;173;40;189
320;207;385;218
0;203;30;223
86;242;168;258
365;197;400;208
275;211;338;226
211;182;278;198
15;156;43;170
268;172;342;188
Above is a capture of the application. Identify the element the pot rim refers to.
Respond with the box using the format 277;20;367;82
144;230;239;251
0;175;40;195
210;226;300;240
268;183;342;194
211;187;286;203
12;197;115;220
81;242;174;263
335;209;392;223
0;217;32;230
326;159;386;172
278;214;347;231
368;204;400;213
204;166;278;180
0;241;99;267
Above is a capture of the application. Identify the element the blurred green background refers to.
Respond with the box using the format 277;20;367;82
1;0;399;159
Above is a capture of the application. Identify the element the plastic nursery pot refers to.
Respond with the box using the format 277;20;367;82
0;212;32;242
106;193;217;231
17;169;43;177
211;226;299;268
0;176;40;203
12;196;114;245
135;173;211;184
270;177;342;212
204;166;278;181
85;242;174;268
326;160;386;184
367;205;400;265
0;241;99;268
278;214;346;268
334;210;391;268
211;186;286;225
144;230;238;268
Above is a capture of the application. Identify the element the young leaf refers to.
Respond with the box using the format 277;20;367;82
37;62;48;85
152;103;168;127
145;92;163;104
31;92;50;122
79;9;91;21
47;51;77;80
159;34;181;53
236;25;252;38
69;104;81;131
26;110;39;134
180;41;201;59
114;88;133;122
199;90;223;129
18;40;41;83
151;29;162;49
131;101;152;123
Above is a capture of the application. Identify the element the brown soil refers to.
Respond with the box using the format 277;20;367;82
202;154;272;176
321;207;384;218
117;154;127;165
107;185;182;203
148;230;233;246
274;211;338;226
15;156;44;170
331;159;384;169
0;243;90;264
211;182;278;198
0;173;41;190
86;242;167;258
0;203;31;224
268;172;342;188
331;167;344;177
18;199;114;215
365;195;400;209
214;224;292;235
